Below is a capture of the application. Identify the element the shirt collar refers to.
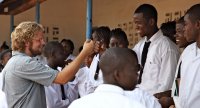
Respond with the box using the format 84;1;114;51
145;30;162;42
12;51;27;57
94;84;125;95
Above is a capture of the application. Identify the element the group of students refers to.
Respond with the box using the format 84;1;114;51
1;3;200;108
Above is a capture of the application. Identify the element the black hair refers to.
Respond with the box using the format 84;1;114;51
110;28;129;47
186;4;200;23
60;39;74;53
99;48;138;76
93;26;111;48
160;21;176;43
43;41;63;58
1;41;9;50
134;4;158;23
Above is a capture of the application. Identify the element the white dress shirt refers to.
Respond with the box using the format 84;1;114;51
133;30;180;94
125;88;161;108
67;54;76;61
0;90;8;108
170;58;182;108
45;84;71;108
69;84;146;108
75;66;90;97
45;65;79;108
179;42;200;108
85;54;103;94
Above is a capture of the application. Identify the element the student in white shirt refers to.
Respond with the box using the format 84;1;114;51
155;17;194;108
69;48;145;108
76;53;95;97
43;41;78;108
86;26;111;94
86;27;131;94
109;28;161;108
178;4;200;108
133;4;180;95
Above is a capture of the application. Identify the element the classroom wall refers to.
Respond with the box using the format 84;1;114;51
0;0;199;54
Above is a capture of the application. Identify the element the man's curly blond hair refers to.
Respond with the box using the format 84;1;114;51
11;21;44;52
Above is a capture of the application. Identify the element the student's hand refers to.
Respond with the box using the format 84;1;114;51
94;41;101;53
154;93;162;99
94;40;106;55
82;39;94;56
159;97;174;108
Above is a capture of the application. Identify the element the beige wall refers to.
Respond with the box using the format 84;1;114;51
0;0;199;54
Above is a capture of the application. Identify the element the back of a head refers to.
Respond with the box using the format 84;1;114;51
186;4;200;23
134;4;158;23
110;28;129;48
99;48;139;90
11;21;44;52
100;48;138;73
160;21;176;37
93;26;111;47
43;41;63;59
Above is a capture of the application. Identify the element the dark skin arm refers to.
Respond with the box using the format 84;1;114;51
154;90;172;99
158;97;175;108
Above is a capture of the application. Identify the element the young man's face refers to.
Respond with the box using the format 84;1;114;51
184;14;198;42
175;23;188;48
109;37;126;48
61;42;72;57
29;31;45;57
133;13;149;37
1;52;12;66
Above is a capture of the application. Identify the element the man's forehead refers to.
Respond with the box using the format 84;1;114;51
34;31;44;37
133;13;144;18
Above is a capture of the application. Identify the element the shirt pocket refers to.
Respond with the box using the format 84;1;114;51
144;61;160;81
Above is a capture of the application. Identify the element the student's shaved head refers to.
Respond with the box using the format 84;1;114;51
99;48;139;90
185;4;200;23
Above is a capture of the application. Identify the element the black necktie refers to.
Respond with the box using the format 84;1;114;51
138;41;151;84
60;85;66;100
174;62;182;96
94;61;100;80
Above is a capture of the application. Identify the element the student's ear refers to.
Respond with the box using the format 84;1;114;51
25;41;30;47
195;20;200;29
149;18;155;26
113;70;121;82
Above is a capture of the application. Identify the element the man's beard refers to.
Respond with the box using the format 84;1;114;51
29;43;42;57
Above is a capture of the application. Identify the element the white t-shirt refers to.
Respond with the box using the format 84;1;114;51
125;88;161;108
69;84;146;108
